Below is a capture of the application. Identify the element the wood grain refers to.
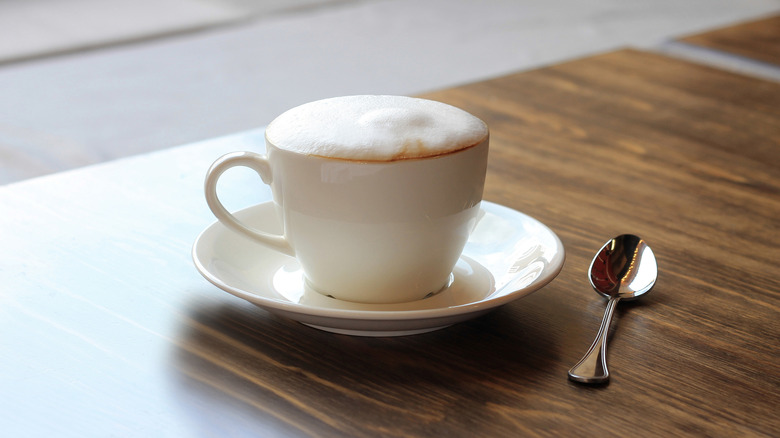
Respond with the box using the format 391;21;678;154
1;49;778;437
680;14;780;65
419;49;780;437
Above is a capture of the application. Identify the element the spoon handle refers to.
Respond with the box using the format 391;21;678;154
568;296;621;384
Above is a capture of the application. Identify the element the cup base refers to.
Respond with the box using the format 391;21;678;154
420;273;455;300
303;273;455;305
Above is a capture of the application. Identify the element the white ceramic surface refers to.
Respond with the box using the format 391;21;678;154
193;200;565;336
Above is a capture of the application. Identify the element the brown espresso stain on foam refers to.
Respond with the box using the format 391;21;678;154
308;136;488;163
396;138;427;160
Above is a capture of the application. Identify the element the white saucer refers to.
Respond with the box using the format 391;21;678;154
192;201;565;336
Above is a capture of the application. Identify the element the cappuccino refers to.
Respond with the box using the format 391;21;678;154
264;95;488;161
205;95;489;303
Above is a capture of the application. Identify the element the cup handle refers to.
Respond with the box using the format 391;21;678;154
204;151;295;256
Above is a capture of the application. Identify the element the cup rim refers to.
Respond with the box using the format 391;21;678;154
263;134;489;163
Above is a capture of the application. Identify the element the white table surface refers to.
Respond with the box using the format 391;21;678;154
0;129;281;436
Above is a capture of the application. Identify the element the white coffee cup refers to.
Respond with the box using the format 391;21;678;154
205;95;489;304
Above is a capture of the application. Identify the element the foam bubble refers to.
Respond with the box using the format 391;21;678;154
265;95;488;160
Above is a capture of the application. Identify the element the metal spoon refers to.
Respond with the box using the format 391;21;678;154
568;234;657;384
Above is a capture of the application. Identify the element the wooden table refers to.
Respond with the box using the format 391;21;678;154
2;49;778;437
680;14;780;65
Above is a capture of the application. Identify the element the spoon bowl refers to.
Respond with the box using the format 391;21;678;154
568;234;657;384
589;234;657;300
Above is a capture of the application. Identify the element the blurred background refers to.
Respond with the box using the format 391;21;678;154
1;0;779;184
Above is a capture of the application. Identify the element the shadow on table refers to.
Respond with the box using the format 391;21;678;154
168;293;564;436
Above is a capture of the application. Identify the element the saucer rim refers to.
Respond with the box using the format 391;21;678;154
192;200;565;321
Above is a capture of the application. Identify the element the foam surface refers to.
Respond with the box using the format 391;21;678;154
264;95;488;160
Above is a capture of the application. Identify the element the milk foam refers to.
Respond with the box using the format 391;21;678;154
264;95;488;161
